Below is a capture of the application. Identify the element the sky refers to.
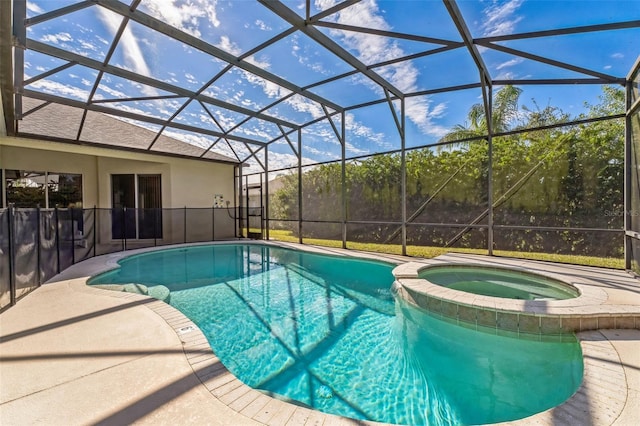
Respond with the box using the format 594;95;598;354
20;0;640;176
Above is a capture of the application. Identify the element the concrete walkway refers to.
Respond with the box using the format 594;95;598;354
1;243;639;425
0;278;258;425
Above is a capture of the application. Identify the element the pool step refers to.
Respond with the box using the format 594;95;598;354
92;283;171;303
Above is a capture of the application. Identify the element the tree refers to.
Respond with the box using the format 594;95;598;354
439;85;523;143
269;86;625;257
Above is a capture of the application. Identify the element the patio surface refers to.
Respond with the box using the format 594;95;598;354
1;242;639;425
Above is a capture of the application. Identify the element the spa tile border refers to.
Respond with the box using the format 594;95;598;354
393;260;640;335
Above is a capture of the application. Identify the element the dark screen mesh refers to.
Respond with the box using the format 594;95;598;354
3;206;241;310
186;208;214;243
95;209;124;255
631;112;640;233
13;209;39;298
214;208;237;240
494;228;623;258
631;237;640;276
0;209;11;309
76;208;95;262
39;209;58;283
163;208;186;245
57;209;75;272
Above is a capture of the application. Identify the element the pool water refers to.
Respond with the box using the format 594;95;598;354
419;266;579;300
90;244;583;425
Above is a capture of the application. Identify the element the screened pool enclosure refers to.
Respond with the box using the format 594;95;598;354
1;0;640;276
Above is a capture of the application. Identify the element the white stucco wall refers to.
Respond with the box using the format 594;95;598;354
0;136;237;209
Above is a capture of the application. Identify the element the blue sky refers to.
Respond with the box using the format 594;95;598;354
21;0;640;175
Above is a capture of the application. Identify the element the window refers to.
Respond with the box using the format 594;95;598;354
48;172;83;208
4;170;82;208
5;170;46;208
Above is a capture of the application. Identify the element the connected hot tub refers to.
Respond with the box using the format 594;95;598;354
392;257;619;335
418;265;579;300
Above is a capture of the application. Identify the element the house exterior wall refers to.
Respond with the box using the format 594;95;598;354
0;136;236;209
0;136;238;243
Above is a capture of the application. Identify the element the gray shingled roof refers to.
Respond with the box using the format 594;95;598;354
17;97;238;164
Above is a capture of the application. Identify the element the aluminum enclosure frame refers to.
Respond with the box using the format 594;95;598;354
1;0;638;273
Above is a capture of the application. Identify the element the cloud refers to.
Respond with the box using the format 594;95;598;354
94;84;125;100
405;97;450;138
215;36;271;71
40;30;103;59
266;151;302;170
79;40;99;51
494;70;516;80
244;55;271;70
216;35;242;55
255;19;272;31
41;32;73;44
611;53;624;59
26;1;44;14
343;111;393;151
27;79;90;101
162;128;212;149
233;125;275;142
290;34;332;76
141;0;220;38
286;95;325;119
96;35;110;45
185;72;199;85
316;0;450;137
481;0;524;37
210;47;292;105
496;57;523;70
97;6;156;95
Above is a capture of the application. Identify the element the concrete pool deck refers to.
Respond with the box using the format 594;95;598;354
1;242;639;425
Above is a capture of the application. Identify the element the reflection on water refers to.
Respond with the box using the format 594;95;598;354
90;244;582;425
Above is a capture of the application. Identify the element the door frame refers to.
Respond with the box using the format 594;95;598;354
110;173;162;240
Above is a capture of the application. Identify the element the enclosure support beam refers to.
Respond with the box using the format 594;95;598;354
624;59;638;271
23;40;297;132
342;111;347;249
443;0;492;87
259;0;404;99
401;98;407;256
265;148;270;241
22;87;267;147
486;83;494;256
238;164;244;238
95;0;341;113
7;206;16;308
445;0;495;255
624;80;630;270
297;129;303;244
11;0;26;133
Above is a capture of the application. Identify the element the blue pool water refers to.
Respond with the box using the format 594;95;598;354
90;244;583;425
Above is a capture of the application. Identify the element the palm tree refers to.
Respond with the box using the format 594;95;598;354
439;85;522;143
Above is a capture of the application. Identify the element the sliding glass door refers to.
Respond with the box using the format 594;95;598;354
138;175;162;239
111;174;136;239
111;174;162;239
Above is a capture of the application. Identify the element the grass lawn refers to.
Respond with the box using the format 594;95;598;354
261;229;625;269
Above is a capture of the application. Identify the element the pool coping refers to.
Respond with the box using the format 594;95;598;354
393;260;640;336
53;241;639;425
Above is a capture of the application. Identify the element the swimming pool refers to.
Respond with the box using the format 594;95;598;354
418;265;579;300
89;243;583;425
